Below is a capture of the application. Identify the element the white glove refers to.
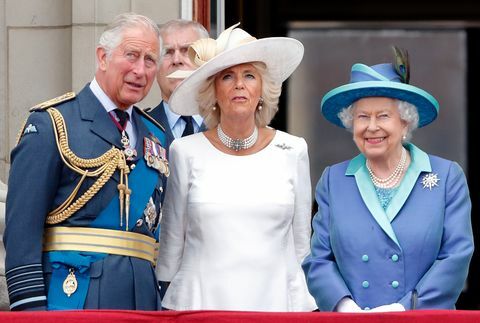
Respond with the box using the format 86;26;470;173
368;303;406;312
335;297;363;312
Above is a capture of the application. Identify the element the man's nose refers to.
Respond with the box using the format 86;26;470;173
132;58;147;75
172;50;184;65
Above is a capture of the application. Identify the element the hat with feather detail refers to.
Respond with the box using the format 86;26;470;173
168;23;304;116
321;47;439;128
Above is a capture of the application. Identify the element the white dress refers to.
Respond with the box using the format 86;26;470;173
156;130;316;311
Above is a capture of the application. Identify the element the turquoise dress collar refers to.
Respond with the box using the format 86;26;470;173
345;143;431;247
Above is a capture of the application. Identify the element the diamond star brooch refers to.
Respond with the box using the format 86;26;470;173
421;173;440;190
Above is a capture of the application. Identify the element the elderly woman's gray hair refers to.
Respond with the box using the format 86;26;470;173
338;99;419;142
98;12;160;60
197;62;282;129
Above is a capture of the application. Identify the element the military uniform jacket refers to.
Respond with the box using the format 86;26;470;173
302;143;474;311
148;101;175;158
4;85;167;311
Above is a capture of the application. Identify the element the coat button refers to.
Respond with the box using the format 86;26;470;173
364;307;371;310
391;254;399;262
391;281;399;288
362;255;369;262
362;281;369;288
136;218;143;227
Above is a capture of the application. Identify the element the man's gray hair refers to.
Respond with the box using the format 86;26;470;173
98;12;160;59
158;19;209;55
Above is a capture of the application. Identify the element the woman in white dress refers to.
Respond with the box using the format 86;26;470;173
156;24;316;311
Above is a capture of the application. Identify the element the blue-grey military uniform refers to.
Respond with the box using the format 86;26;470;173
147;101;175;158
4;85;168;311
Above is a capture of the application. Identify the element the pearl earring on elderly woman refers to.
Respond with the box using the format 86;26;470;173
258;98;264;111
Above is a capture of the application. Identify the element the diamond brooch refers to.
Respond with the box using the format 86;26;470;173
421;173;440;190
275;143;292;150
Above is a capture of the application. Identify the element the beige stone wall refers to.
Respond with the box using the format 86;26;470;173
0;0;181;184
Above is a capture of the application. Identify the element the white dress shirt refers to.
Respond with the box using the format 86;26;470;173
89;78;136;148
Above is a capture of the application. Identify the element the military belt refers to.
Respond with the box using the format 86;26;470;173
43;226;158;266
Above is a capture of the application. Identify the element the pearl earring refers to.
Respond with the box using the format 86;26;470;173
212;105;216;111
258;98;264;111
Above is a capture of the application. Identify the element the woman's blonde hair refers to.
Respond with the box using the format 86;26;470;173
197;62;282;129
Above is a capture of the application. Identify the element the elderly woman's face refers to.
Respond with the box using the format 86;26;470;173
352;97;407;161
214;63;262;122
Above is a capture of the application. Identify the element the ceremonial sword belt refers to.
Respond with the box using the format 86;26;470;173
43;226;159;266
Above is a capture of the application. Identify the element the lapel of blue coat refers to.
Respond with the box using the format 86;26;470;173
346;144;433;248
78;85;122;149
346;154;401;247
386;143;432;222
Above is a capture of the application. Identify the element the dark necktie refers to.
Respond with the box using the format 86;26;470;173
115;109;129;130
181;116;194;137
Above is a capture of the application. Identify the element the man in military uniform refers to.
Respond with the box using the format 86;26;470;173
3;12;168;311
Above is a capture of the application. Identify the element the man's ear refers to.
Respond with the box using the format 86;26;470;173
96;47;108;71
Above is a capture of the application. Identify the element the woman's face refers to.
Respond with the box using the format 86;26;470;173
352;97;407;161
214;63;262;123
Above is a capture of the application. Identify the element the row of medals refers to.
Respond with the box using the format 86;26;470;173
120;131;161;232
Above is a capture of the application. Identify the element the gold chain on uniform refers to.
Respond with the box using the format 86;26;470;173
45;108;132;229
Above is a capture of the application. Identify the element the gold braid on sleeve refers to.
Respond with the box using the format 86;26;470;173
45;108;131;229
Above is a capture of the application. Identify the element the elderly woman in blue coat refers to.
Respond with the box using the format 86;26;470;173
302;48;474;312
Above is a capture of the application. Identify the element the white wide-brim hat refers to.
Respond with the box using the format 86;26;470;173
168;23;304;116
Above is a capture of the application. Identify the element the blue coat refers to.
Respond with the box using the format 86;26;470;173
302;144;473;311
4;85;167;311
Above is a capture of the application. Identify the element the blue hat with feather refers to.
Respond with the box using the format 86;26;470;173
321;47;439;128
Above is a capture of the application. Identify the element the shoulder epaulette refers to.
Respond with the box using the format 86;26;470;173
29;92;76;112
135;106;166;132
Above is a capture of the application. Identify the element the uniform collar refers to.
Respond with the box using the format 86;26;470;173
90;78;133;119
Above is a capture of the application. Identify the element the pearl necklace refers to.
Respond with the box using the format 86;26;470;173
366;148;407;189
217;124;258;151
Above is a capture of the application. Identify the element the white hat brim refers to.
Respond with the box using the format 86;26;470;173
169;37;304;116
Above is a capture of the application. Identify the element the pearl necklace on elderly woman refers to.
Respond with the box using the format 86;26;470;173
217;124;258;151
366;147;407;189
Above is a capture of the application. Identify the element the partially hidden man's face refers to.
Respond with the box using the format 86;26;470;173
97;26;159;110
157;27;201;102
